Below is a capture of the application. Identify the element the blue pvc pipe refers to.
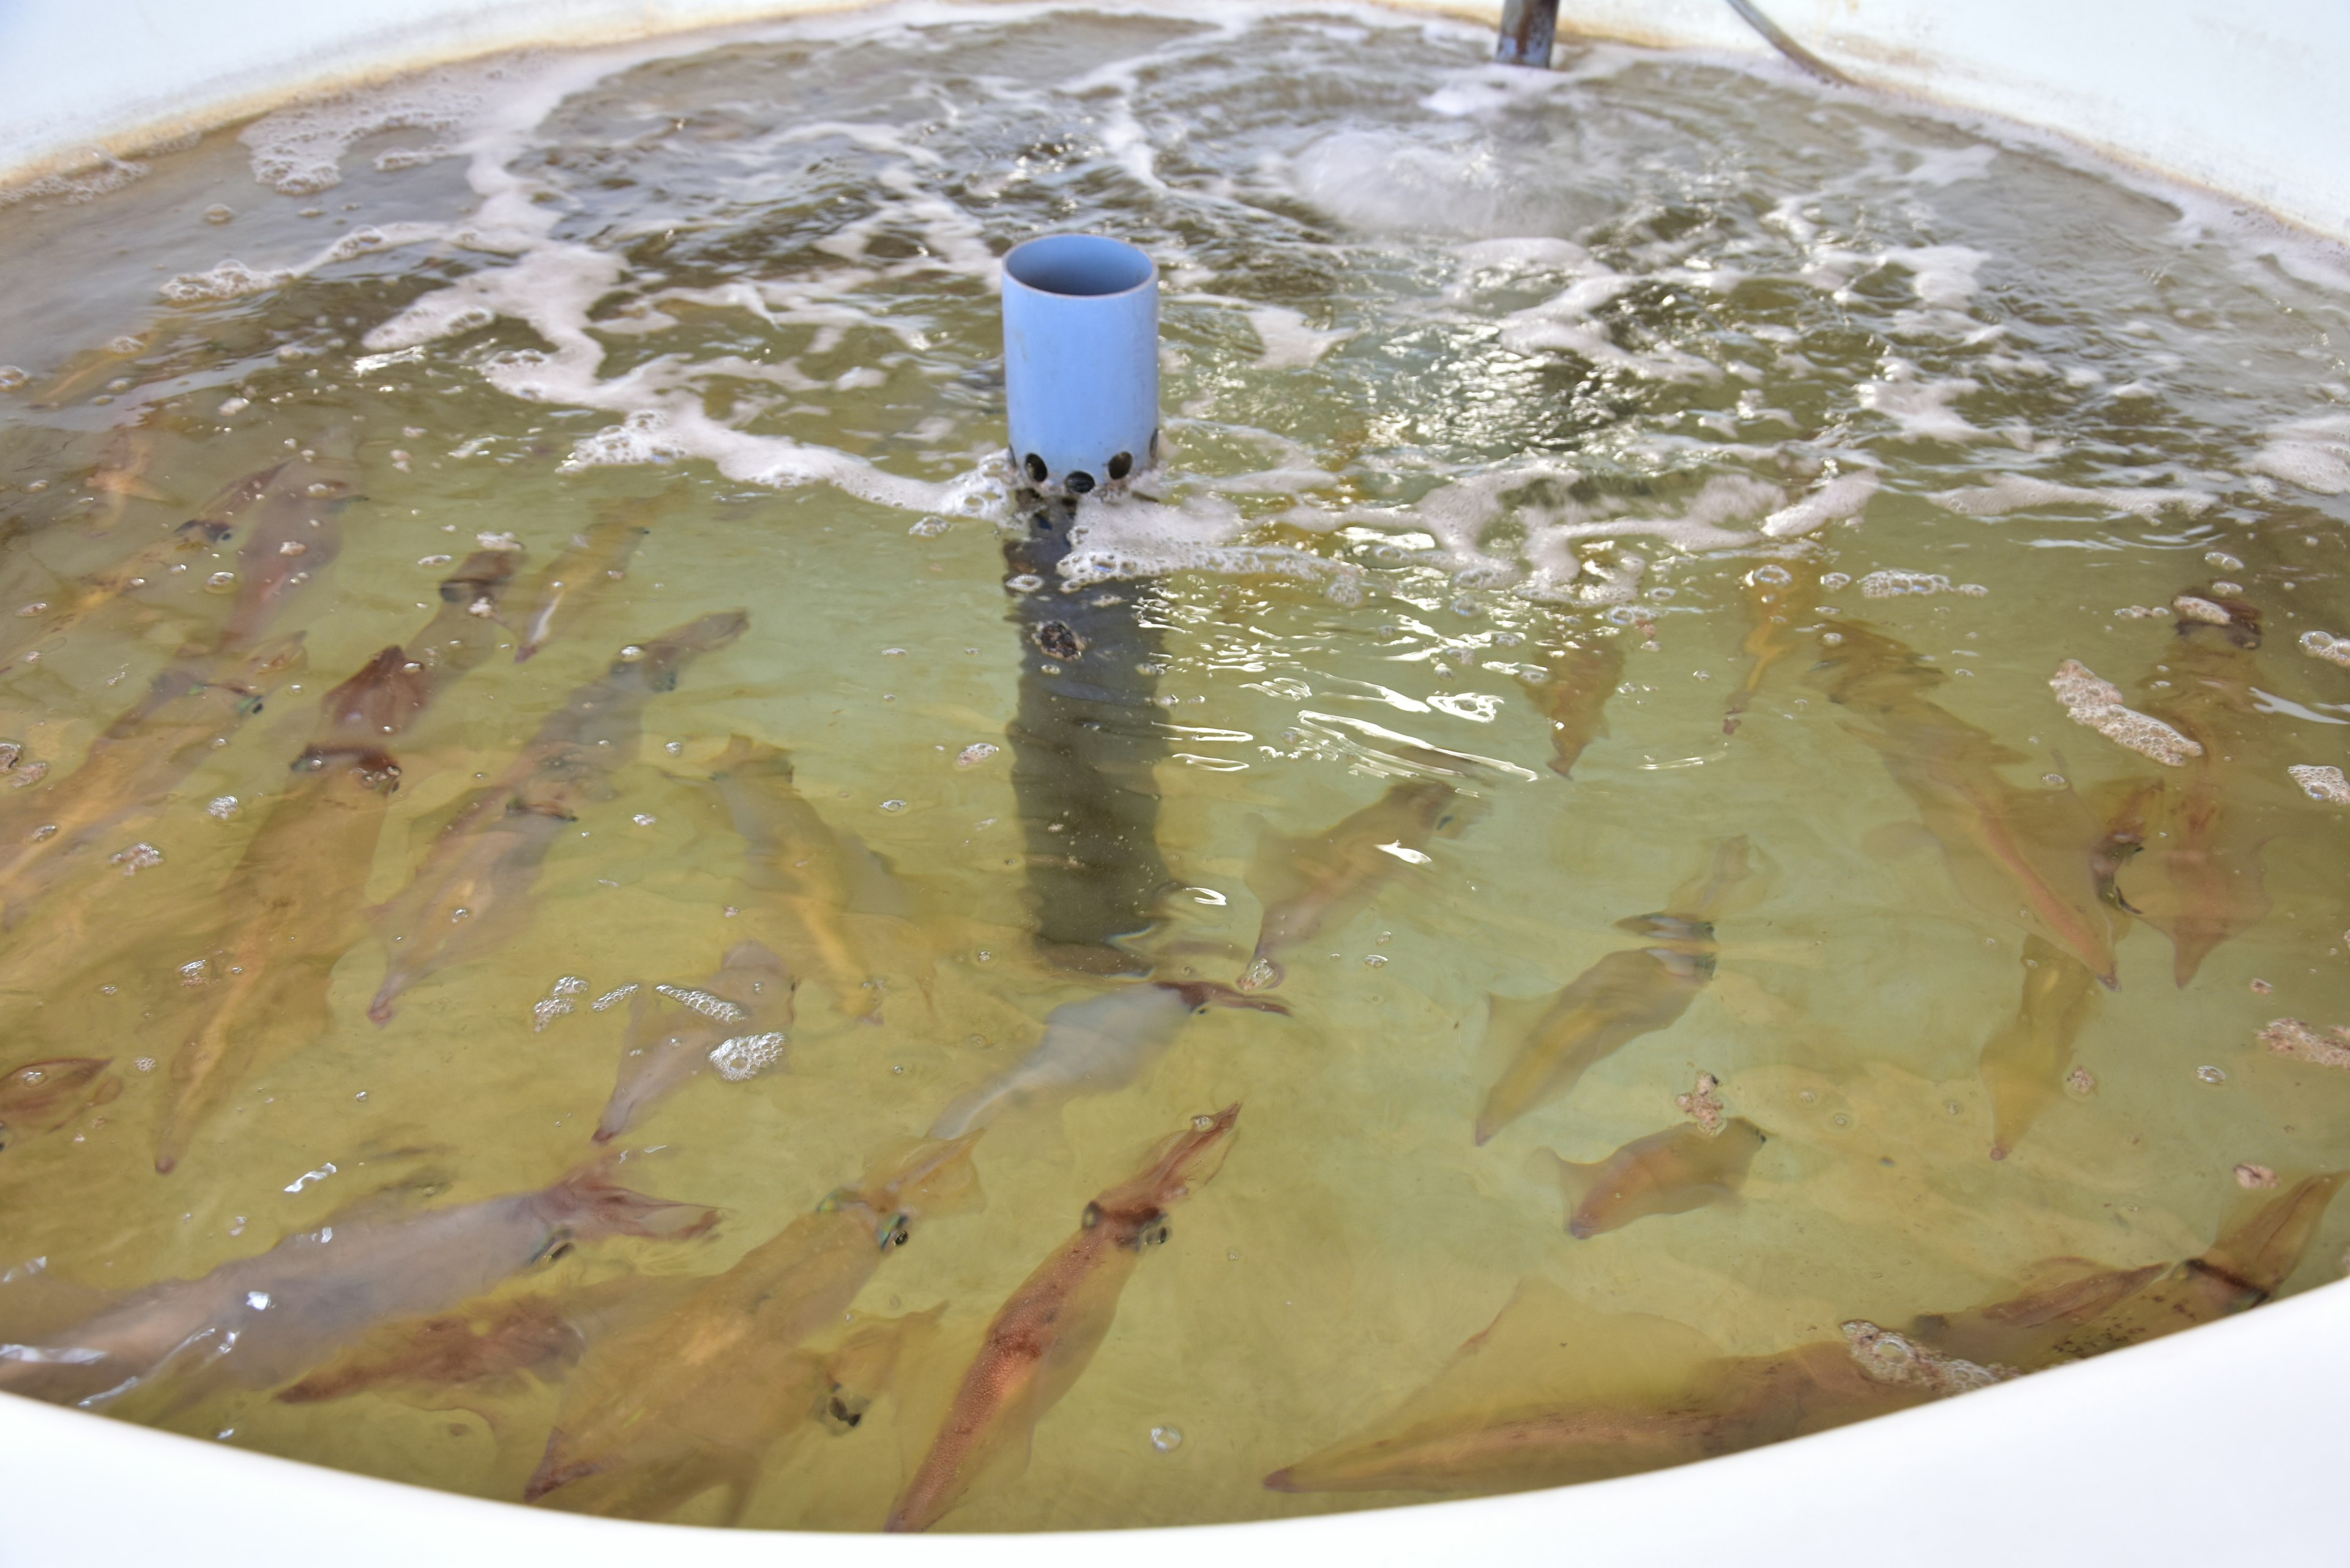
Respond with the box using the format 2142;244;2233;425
1002;234;1159;496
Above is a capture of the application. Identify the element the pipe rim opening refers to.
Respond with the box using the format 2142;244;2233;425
1004;233;1156;299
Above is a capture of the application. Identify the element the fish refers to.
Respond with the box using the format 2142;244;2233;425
928;980;1285;1139
1539;1117;1767;1238
367;610;747;1024
1722;559;1819;735
0;1056;119;1148
2116;594;2288;985
886;1104;1239;1534
526;1135;983;1514
1475;836;1753;1144
1243;780;1469;990
1262;1279;1925;1498
540;1307;942;1522
1977;935;2102;1160
34;459;289;648
1810;623;2117;985
275;1290;592;1407
1272;1177;2349;1501
1910;1172;2344;1367
152;551;523;1174
212;436;354;653
592;943;796;1143
0;1163;717;1410
0;632;305;925
2037;1171;2346;1358
506;510;649;662
705;735;904;1023
0;517;231;674
1531;637;1624;777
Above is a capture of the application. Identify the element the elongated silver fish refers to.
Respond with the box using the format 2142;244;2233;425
929;980;1285;1139
0;1165;716;1409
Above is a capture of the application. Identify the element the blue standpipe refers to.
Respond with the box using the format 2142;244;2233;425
1001;234;1159;496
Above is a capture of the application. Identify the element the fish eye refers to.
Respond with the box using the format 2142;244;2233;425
1080;1201;1103;1229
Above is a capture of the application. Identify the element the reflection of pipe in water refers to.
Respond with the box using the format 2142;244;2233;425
1002;498;1170;974
998;235;1173;973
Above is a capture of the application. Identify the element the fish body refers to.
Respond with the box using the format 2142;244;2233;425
527;1135;982;1513
1978;935;2101;1160
1;513;244;672
0;1165;716;1408
2046;1172;2344;1357
1534;640;1624;777
368;611;747;1023
594;943;794;1142
275;1290;589;1406
1476;837;1750;1144
1914;1172;2343;1368
1245;780;1463;988
1722;562;1818;735
707;736;893;1021
0;634;305;924
887;1105;1240;1533
212;441;354;654
2120;599;2283;985
1266;1340;1914;1496
1544;1117;1767;1238
1476;946;1714;1144
154;552;524;1171
930;980;1283;1139
0;1056;118;1145
507;515;647;662
1815;625;2117;984
1263;1280;1921;1499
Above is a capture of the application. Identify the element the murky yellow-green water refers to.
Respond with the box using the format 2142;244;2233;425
4;0;2350;1534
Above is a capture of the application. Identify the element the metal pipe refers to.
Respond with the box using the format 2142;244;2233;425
1493;0;1849;88
1001;234;1160;498
1723;0;1854;85
1493;0;1557;67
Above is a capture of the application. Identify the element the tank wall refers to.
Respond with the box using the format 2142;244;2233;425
3;0;2348;242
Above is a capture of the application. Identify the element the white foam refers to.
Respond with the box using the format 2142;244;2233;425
1860;570;1986;599
0;149;147;209
2300;630;2350;669
1857;360;1985;443
1244;306;1350;370
1058;489;1363;604
2250;414;2350;495
2288;764;2350;804
1931;475;2215;518
239;61;496;194
2049;659;2201;767
1760;471;1878;538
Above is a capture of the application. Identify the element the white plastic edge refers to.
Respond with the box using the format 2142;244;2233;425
1;1;2346;1561
2;0;2348;241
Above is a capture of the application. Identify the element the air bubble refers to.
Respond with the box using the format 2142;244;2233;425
1150;1425;1184;1453
2196;1065;2228;1085
880;799;908;813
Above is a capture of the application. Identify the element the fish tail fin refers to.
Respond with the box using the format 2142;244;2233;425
545;1161;720;1241
1667;834;1766;921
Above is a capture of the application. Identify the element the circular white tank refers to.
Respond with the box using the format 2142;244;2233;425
2;4;2345;1563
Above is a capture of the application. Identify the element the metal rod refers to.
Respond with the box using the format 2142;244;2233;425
1493;0;1557;67
1723;0;1853;86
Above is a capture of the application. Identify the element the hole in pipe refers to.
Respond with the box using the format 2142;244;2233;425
1108;451;1133;481
1024;452;1047;484
1066;471;1095;495
1004;234;1155;297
